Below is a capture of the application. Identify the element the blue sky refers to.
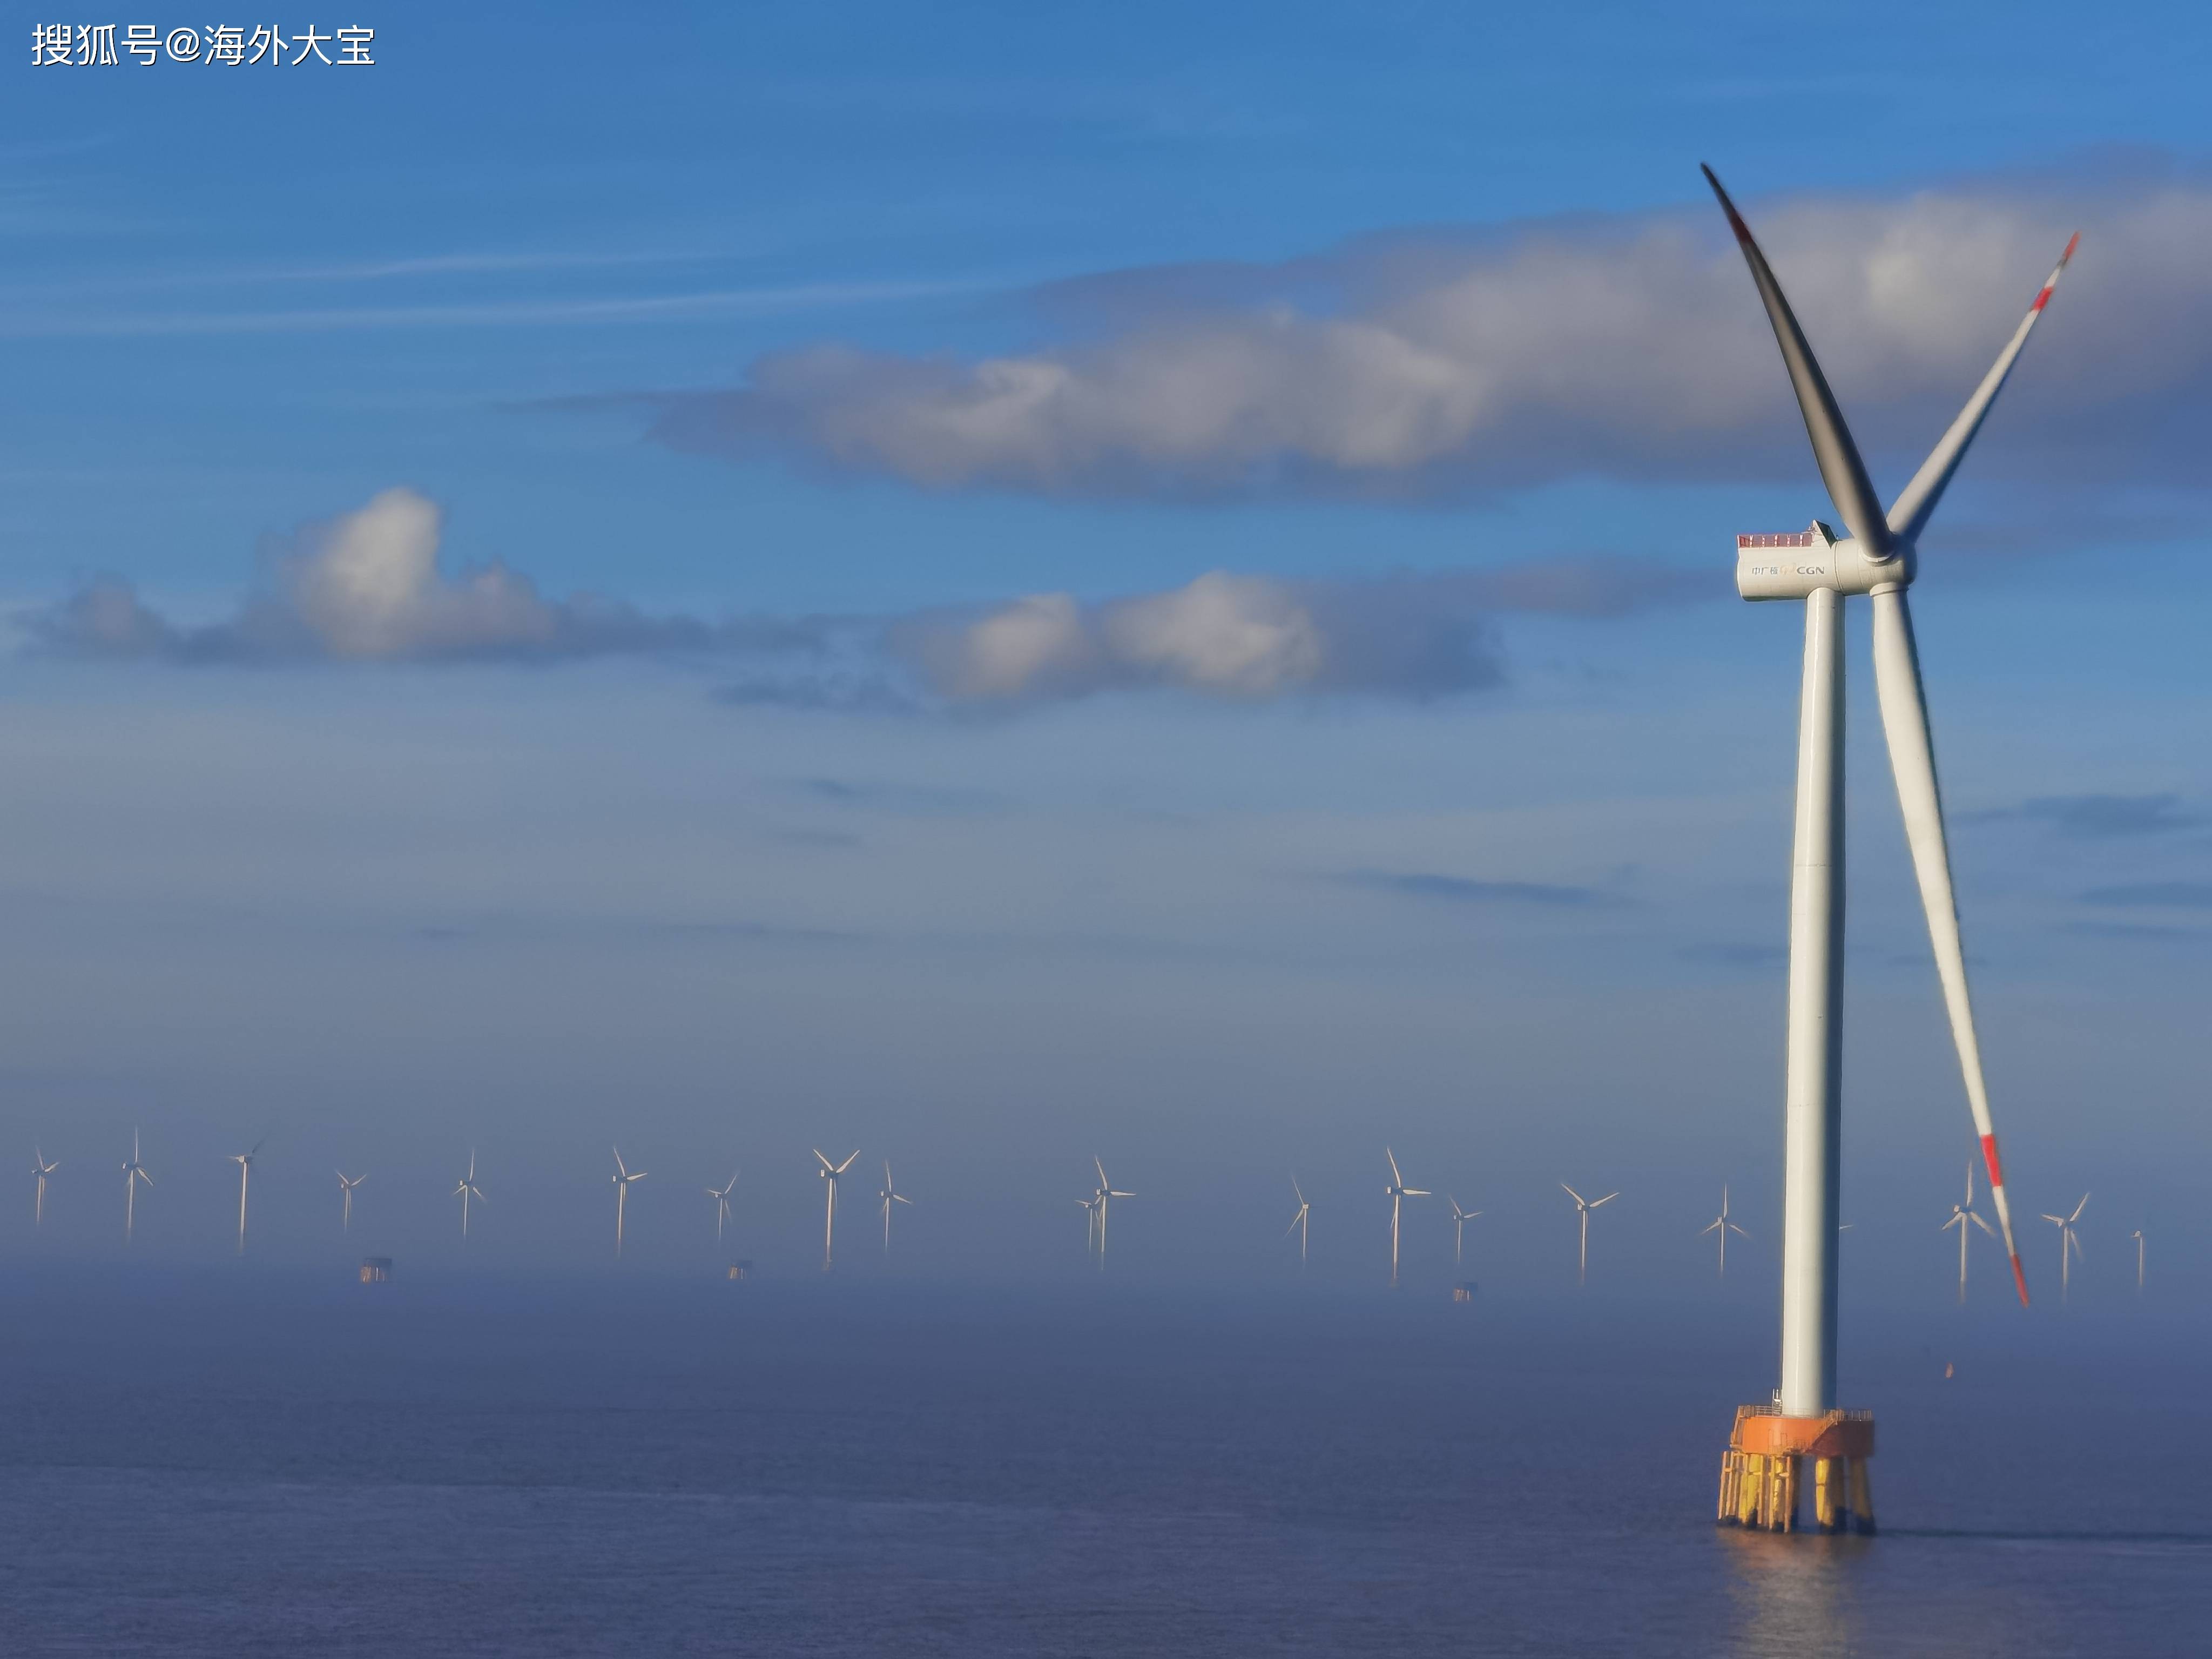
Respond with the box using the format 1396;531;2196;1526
0;3;2205;1294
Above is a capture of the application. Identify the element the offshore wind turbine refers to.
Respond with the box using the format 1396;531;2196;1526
1384;1150;1428;1287
814;1149;859;1270
453;1149;484;1239
1089;1158;1134;1269
1448;1197;1482;1268
1560;1184;1617;1285
705;1170;738;1242
33;1148;58;1229
122;1130;153;1244
228;1138;265;1255
876;1161;912;1256
610;1147;648;1257
2040;1195;2088;1303
1702;168;2072;1533
336;1170;367;1232
1079;1191;1101;1256
1702;1185;1750;1277
1941;1161;1997;1303
2131;1229;2145;1293
1285;1178;1311;1264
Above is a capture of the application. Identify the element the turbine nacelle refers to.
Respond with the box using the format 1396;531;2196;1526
1736;523;1917;601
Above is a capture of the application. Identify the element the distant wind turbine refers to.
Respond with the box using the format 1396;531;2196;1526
33;1148;58;1229
1701;1185;1750;1277
336;1170;367;1232
2131;1229;2145;1294
1448;1197;1482;1269
122;1130;153;1244
1384;1148;1429;1288
705;1170;738;1242
453;1149;484;1239
228;1138;265;1255
1941;1159;1996;1303
1078;1191;1101;1255
2040;1194;2088;1303
1285;1177;1310;1264
876;1161;912;1256
1560;1184;1618;1285
814;1149;859;1270
610;1147;648;1257
1089;1158;1133;1269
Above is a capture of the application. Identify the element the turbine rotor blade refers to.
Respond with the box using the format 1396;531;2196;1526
1887;234;2080;544
1869;584;2027;1306
1701;165;1892;556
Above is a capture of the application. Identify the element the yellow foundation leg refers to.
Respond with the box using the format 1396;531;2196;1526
1813;1457;1839;1532
1847;1457;1876;1535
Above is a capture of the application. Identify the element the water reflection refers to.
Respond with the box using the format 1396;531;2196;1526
1722;1528;1873;1658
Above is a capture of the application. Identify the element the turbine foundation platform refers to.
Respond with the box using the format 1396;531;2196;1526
1716;1406;1875;1534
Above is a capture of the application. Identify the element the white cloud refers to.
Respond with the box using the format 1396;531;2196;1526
36;488;780;665
281;488;561;659
642;168;2212;501
36;493;1699;707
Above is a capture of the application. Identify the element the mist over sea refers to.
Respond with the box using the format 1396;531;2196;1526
0;1268;2201;1656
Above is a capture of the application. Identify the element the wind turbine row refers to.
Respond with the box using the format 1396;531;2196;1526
28;1139;2144;1299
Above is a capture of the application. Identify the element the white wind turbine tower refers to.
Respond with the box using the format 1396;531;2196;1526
705;1170;738;1242
1941;1160;1996;1303
1383;1149;1428;1288
1089;1158;1134;1269
122;1130;153;1244
2130;1229;2145;1294
1560;1184;1617;1285
1702;1185;1750;1277
1448;1197;1482;1269
610;1148;648;1258
228;1138;265;1256
814;1149;859;1271
1079;1191;1101;1256
336;1170;367;1232
1702;169;2068;1428
33;1148;58;1229
1285;1178;1311;1265
876;1162;912;1256
453;1150;484;1239
2040;1194;2088;1303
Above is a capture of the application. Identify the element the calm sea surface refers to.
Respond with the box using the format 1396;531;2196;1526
0;1270;2202;1656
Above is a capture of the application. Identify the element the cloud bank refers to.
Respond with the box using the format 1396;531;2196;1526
39;488;812;664
36;491;1700;708
639;168;2212;502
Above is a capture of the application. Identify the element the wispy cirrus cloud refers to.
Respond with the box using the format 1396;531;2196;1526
32;489;1703;709
1970;792;2200;838
1332;870;1627;908
2080;881;2212;908
0;277;989;340
630;166;2212;504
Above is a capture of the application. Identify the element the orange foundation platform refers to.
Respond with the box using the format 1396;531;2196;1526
1716;1406;1876;1534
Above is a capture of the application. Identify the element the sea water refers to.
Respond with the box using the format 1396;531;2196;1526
0;1269;2202;1656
